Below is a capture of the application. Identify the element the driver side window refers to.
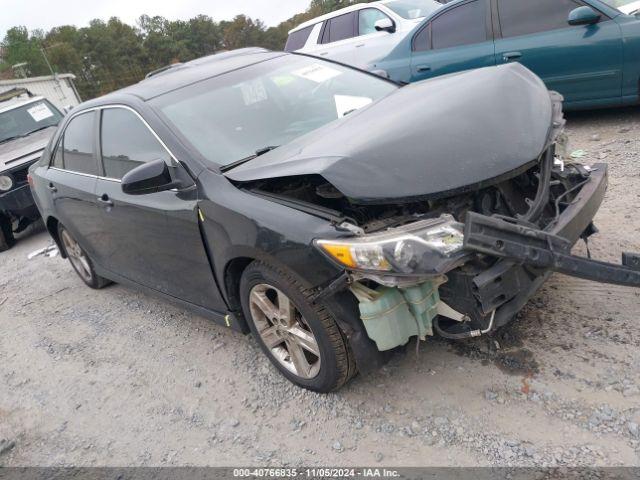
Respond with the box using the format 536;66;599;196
359;8;391;35
100;108;172;180
497;0;586;38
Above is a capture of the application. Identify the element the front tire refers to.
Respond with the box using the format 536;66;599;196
0;214;15;252
58;224;110;289
240;262;355;393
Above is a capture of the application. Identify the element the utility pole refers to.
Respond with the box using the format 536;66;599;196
40;47;55;77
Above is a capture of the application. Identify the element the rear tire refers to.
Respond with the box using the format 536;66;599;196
0;214;15;252
57;224;111;289
239;261;356;393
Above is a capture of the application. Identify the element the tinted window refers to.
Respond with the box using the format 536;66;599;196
285;25;314;51
498;0;583;38
359;8;391;35
324;12;356;43
101;108;171;180
431;0;487;50
413;25;431;51
52;140;63;168
62;112;96;175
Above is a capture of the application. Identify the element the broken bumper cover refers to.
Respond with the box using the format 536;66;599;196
463;163;640;326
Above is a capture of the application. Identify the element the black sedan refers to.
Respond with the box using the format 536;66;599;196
30;48;640;392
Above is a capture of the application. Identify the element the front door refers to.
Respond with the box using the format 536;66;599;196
92;106;226;311
494;0;623;106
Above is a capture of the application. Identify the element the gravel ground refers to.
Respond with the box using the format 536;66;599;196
1;107;639;467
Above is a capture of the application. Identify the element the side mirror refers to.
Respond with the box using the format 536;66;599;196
568;6;601;26
374;18;396;33
121;159;182;195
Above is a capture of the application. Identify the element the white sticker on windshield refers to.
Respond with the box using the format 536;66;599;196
334;95;373;118
27;103;54;122
240;79;268;105
292;64;342;83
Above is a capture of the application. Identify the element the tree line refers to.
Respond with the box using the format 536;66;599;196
0;0;373;99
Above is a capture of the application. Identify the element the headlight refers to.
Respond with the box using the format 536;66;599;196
315;215;466;275
0;174;14;192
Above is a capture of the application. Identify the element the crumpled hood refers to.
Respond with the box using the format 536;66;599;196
0;127;56;170
225;63;555;204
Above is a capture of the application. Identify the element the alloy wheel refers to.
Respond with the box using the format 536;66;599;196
60;229;93;283
249;283;321;379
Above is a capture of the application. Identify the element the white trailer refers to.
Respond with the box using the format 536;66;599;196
0;74;81;112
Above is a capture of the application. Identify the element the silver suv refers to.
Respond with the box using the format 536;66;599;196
285;0;442;69
0;88;64;251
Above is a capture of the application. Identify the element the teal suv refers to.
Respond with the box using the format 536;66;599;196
368;0;640;109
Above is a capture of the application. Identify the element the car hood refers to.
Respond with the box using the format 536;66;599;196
0;127;56;171
225;63;555;204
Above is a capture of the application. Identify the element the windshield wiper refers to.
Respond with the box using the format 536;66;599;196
0;135;26;144
220;146;279;173
0;125;56;145
25;125;56;135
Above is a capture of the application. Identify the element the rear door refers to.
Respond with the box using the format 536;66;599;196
46;110;102;257
494;0;623;106
92;106;225;311
308;12;359;64
410;0;496;82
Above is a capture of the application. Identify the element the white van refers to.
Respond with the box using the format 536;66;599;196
285;0;443;68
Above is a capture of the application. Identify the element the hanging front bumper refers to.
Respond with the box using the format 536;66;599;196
460;163;640;327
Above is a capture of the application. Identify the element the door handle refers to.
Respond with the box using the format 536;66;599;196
503;51;522;62
416;64;431;73
47;183;57;193
319;52;329;56
97;194;113;207
355;43;365;48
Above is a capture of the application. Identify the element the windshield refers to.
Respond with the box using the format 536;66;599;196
152;55;397;166
0;99;63;144
601;0;640;13
384;0;441;19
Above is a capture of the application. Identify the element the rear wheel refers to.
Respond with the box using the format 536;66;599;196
240;262;355;392
58;224;110;289
0;214;15;252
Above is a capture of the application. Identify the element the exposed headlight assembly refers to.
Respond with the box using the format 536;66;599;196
0;174;14;192
315;215;468;276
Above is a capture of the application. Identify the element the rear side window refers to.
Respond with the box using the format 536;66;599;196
431;0;487;50
498;0;584;38
322;12;357;43
413;25;431;51
285;25;314;51
61;111;97;175
359;8;391;35
100;108;172;180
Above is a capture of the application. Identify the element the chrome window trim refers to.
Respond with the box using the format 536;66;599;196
50;167;122;183
49;103;184;181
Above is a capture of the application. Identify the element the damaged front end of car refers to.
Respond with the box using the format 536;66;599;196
227;63;640;351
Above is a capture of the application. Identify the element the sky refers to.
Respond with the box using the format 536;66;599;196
0;0;312;39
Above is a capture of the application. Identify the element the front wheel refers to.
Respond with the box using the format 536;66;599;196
240;262;356;393
58;224;111;289
0;214;15;252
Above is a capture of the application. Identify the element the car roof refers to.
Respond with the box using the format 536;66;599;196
0;95;45;114
83;48;286;106
290;0;393;34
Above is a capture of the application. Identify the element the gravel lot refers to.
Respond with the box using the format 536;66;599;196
1;107;639;467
